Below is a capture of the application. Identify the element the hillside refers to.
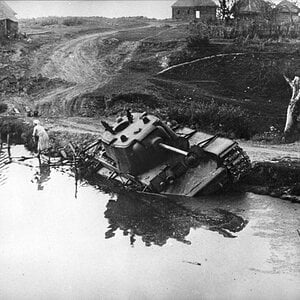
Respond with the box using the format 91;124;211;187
0;17;300;142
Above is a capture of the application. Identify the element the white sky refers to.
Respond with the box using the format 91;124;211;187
7;1;175;19
6;0;297;20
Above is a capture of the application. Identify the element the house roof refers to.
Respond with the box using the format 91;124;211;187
276;0;300;14
172;0;218;8
0;1;17;22
233;0;268;14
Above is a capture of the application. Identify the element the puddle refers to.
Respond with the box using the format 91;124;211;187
0;145;299;299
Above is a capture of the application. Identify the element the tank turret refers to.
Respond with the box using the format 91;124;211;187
101;112;188;176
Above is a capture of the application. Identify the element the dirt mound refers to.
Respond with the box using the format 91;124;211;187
109;93;160;109
62;91;162;117
67;90;107;117
240;159;300;202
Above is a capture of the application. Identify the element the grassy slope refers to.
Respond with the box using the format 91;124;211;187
85;24;300;140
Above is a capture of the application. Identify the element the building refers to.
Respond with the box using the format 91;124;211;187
0;1;18;39
275;0;300;24
172;0;218;21
232;0;271;20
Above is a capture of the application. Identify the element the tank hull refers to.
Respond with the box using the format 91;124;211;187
81;121;251;197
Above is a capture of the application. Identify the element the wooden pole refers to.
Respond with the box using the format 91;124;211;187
68;143;79;198
37;152;41;166
7;134;11;162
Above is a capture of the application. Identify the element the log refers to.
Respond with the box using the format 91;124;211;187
283;75;300;140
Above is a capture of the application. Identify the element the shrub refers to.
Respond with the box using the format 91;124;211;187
0;117;31;144
188;19;300;41
167;101;258;139
187;35;210;49
62;17;84;26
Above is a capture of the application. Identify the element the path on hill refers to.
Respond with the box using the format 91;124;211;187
241;141;300;163
31;23;174;116
33;29;139;115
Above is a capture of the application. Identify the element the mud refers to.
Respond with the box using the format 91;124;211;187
237;166;299;202
237;160;300;202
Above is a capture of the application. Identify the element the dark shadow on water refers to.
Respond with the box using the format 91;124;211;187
33;164;51;191
103;191;249;247
1;150;249;247
80;172;249;247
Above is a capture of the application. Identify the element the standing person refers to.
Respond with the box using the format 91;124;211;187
32;120;49;156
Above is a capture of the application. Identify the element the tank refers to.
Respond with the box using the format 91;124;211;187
81;111;251;196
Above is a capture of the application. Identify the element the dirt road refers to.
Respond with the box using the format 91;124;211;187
241;141;300;163
31;29;140;115
31;23;171;116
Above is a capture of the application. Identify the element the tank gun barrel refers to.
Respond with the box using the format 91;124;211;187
159;143;188;156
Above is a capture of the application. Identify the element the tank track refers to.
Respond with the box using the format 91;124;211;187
222;145;252;183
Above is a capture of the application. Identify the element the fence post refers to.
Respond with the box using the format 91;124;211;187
7;134;11;161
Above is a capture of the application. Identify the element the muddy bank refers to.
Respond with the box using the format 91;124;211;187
237;160;300;203
0;116;96;157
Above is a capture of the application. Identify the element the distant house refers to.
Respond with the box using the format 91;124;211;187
232;0;271;21
172;0;218;21
0;1;18;38
275;0;300;24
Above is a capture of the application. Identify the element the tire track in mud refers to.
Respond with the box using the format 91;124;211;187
241;141;300;163
36;28;142;115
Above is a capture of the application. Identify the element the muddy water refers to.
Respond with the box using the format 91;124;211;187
0;146;299;299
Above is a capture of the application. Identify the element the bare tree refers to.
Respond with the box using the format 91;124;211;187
218;0;232;21
283;75;300;139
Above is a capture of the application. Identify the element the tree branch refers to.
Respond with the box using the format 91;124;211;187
283;74;293;88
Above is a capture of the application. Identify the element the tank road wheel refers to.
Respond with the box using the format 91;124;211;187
222;146;251;183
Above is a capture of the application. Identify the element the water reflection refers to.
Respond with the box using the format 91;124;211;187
0;151;9;186
32;164;51;190
0;164;8;186
104;191;248;247
1;146;299;299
